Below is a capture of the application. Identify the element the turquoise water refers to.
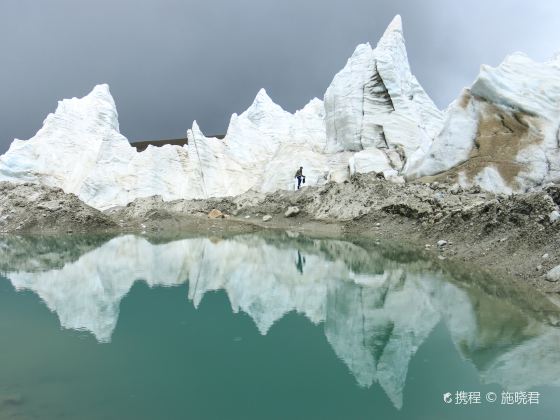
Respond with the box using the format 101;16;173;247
1;233;559;420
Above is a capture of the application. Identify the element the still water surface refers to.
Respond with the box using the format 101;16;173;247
1;233;559;419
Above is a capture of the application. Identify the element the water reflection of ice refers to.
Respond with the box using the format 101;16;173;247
2;233;560;409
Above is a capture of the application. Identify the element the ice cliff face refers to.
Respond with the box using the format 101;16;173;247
0;15;441;210
0;84;199;210
324;16;443;173
406;53;560;193
1;15;560;208
185;91;337;199
3;234;559;409
0;84;123;195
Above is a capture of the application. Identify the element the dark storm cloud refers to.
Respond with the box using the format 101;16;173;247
0;0;558;153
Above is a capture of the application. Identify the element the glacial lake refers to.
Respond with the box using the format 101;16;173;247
1;232;560;420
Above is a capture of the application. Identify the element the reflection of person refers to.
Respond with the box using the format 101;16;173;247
296;250;306;274
295;166;305;190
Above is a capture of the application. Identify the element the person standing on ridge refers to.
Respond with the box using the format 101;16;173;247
295;166;305;190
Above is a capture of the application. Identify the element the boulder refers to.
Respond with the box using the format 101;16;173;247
285;206;300;217
207;209;224;219
545;265;560;282
37;201;62;212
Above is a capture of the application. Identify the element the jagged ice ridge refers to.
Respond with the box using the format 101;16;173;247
1;15;560;209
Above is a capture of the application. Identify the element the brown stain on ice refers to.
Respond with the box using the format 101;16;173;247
458;90;472;109
422;94;544;189
464;100;543;187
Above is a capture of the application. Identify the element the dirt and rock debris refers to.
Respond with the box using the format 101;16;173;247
2;175;560;296
0;182;116;234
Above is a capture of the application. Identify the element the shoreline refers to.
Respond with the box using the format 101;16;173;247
2;175;560;301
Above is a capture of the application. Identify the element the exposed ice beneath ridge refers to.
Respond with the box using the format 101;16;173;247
1;15;560;208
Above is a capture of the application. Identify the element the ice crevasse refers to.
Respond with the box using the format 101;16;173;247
1;15;560;210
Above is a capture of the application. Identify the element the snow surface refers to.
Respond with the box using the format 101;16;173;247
1;15;560;208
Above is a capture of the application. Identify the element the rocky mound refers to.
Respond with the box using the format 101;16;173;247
115;173;560;226
0;182;116;233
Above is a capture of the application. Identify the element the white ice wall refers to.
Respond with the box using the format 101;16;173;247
1;15;560;208
0;16;443;210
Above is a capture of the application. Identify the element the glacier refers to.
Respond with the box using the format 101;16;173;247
406;52;560;193
1;15;560;209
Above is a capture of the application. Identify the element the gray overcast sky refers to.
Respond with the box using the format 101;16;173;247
1;0;559;153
